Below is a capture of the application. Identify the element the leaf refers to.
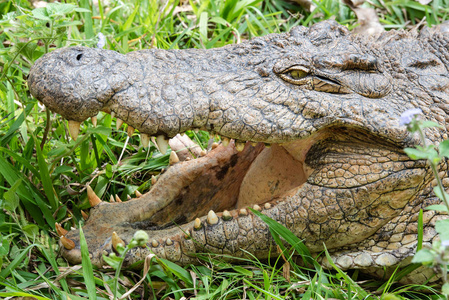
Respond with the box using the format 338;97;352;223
33;135;58;210
23;224;40;239
425;204;448;212
3;179;21;211
46;3;77;16
411;249;434;264
0;234;10;256
442;283;449;295
440;140;449;158
102;253;122;269
435;219;449;241
250;209;318;268
157;258;193;286
79;225;97;300
419;120;443;129
32;8;51;21
433;186;449;204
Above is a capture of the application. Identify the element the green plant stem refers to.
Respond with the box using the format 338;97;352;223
417;126;449;211
40;108;51;150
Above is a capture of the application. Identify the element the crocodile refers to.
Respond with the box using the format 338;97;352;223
28;20;449;284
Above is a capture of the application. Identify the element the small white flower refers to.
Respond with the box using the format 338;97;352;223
97;32;106;49
399;108;422;126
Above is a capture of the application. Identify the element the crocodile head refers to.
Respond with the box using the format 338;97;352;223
28;20;449;283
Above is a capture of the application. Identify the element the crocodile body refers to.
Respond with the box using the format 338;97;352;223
28;21;449;284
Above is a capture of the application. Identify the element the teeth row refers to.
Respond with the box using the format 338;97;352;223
67;115;269;153
86;186;146;208
59;203;275;250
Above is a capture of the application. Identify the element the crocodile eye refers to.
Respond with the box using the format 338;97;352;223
290;70;308;80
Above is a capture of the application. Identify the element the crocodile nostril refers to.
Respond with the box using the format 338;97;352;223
76;53;83;61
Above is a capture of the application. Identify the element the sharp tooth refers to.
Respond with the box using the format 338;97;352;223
141;133;150;148
166;238;173;246
111;112;115;118
109;195;115;203
112;232;125;251
184;230;191;239
60;235;75;250
264;203;272;210
211;142;219;149
115;194;122;203
127;194;132;200
156;135;169;154
127;126;135;137
235;142;245;152
87;186;102;207
200;150;207;156
239;208;248;216
222;137;230;147
222;210;232;221
253;204;261;211
169;151;179;165
81;210;89;220
151;239;159;247
135;190;142;197
116;118;124;130
194;218;202;230
55;223;68;236
91;116;98;127
68;120;81;141
207;210;218;225
151;175;157;185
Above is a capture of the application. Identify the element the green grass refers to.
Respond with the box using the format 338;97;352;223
1;0;449;299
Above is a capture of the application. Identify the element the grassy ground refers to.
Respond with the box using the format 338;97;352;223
1;0;449;299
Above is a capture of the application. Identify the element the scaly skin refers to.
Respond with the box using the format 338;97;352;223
28;21;449;283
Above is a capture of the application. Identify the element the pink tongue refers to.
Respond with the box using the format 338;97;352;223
237;144;310;208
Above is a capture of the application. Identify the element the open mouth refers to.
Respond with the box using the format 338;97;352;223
58;121;426;268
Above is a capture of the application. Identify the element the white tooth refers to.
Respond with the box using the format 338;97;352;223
194;218;202;230
68;120;81;141
109;195;115;203
200;150;207;156
91;116;98;127
111;112;115;118
207;210;219;225
127;126;134;137
115;194;122;203
135;190;142;197
156;135;169;154
127;194;132;200
222;137;230;147
151;175;157;185
141;133;150;148
239;208;248;216
211;142;219;149
253;204;261;211
235;142;245;152
169;151;179;165
222;210;232;221
151;239;159;247
166;238;173;246
264;203;272;210
116;118;123;130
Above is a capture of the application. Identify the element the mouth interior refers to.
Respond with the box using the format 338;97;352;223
126;125;405;232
